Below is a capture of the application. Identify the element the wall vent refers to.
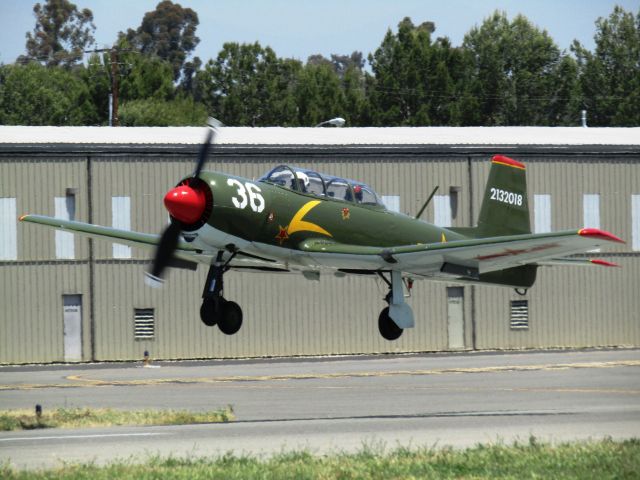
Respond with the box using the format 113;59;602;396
510;300;529;330
134;308;155;340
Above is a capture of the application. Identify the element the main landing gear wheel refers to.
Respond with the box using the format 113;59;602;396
200;251;244;335
378;306;403;341
200;297;219;327
218;301;243;335
200;295;244;334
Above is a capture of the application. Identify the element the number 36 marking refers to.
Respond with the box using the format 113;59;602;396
227;179;265;213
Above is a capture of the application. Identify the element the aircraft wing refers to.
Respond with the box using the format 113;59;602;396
19;214;290;271
19;214;209;264
300;228;624;277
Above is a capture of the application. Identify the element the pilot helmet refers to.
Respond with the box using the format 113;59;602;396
295;171;310;187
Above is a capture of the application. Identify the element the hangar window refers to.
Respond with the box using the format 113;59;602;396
134;308;155;340
583;194;600;229
534;194;551;233
112;196;131;259
381;195;400;213
510;300;529;330
0;197;17;260
434;195;451;227
583;194;601;252
55;195;76;259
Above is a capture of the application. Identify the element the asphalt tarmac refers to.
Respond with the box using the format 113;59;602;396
1;348;639;469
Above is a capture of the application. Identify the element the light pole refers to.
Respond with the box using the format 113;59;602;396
315;117;346;127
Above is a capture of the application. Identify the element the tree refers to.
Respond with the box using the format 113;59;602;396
117;52;175;102
199;42;301;126
119;96;207;126
123;0;199;81
462;12;571;125
0;63;96;125
572;6;640;126
341;62;370;126
178;56;203;97
82;44;175;126
84;52;112;124
22;0;95;67
307;51;364;78
294;62;346;126
368;17;465;126
547;55;582;126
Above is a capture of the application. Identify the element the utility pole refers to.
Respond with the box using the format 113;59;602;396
110;48;120;126
85;47;132;127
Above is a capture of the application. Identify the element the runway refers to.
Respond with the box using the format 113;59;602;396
1;348;639;469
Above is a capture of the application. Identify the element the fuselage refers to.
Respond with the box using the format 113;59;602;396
194;171;466;253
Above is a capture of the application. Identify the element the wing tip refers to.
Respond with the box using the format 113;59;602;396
590;259;620;268
18;214;29;222
578;228;625;244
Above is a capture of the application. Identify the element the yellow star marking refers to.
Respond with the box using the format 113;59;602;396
287;200;332;237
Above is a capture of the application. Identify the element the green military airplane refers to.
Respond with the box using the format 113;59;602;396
20;126;623;340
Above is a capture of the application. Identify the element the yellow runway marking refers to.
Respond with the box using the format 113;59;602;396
0;360;638;391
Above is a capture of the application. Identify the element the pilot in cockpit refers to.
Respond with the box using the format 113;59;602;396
292;171;310;193
353;185;363;203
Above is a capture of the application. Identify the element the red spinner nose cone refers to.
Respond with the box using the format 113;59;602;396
164;185;206;224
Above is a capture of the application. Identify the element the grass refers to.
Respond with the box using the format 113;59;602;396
1;438;639;479
0;406;234;431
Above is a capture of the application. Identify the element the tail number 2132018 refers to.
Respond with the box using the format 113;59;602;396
490;187;523;206
227;179;265;213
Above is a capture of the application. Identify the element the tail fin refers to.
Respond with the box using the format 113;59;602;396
476;155;530;237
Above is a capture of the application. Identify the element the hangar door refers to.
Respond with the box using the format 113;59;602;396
63;295;83;362
447;287;465;349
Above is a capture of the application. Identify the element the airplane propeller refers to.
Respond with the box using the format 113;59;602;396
144;122;217;288
193;127;214;179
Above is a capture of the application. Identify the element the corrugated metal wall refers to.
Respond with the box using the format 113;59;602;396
1;148;637;363
0;157;90;363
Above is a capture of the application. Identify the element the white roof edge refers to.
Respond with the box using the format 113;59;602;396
0;126;639;146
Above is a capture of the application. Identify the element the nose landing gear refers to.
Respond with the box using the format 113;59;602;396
376;271;415;341
200;251;243;335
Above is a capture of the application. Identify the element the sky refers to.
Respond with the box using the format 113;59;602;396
0;0;639;65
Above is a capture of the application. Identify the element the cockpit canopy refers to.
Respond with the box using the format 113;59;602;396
260;165;385;207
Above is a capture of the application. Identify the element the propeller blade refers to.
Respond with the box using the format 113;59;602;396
145;221;182;288
193;127;215;179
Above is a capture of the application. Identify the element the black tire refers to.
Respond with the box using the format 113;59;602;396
378;307;403;341
200;297;220;327
218;301;243;335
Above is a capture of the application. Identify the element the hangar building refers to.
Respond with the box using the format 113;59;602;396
1;126;638;363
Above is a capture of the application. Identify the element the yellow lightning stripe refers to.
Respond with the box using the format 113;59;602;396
287;200;332;237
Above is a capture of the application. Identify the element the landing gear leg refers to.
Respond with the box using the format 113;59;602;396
200;251;243;335
376;271;415;341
